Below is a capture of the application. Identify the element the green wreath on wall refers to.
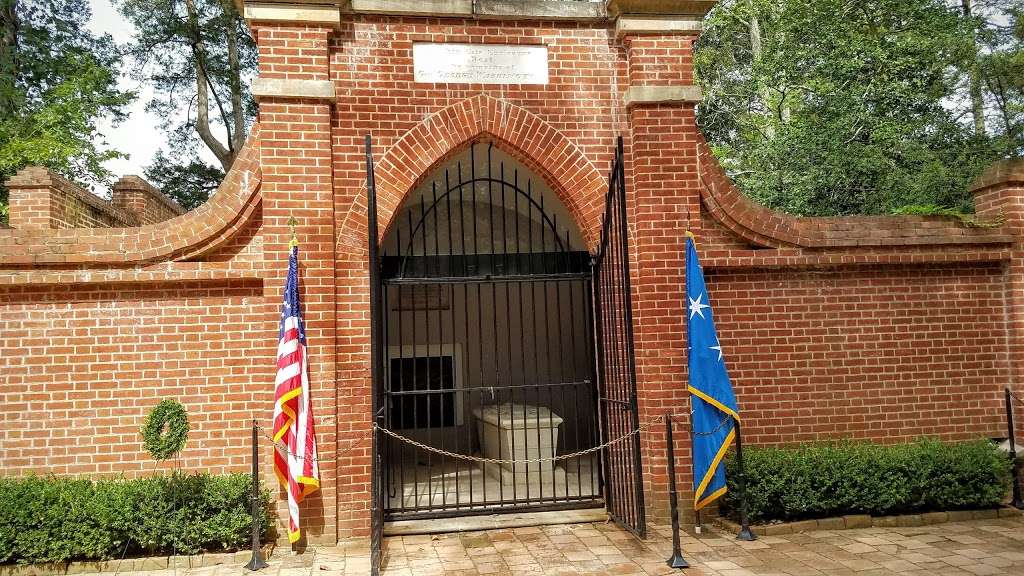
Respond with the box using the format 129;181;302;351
141;399;190;460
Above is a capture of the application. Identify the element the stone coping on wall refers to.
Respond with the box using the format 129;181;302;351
240;0;716;23
713;506;1023;536
344;0;606;19
0;262;263;286
699;246;1013;270
0;545;274;576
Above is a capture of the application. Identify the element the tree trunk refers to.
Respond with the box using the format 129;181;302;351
0;0;18;115
962;0;986;137
749;9;762;62
184;0;232;172
748;2;785;134
221;0;246;154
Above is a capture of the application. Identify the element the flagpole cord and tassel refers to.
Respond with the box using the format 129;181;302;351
664;412;690;569
288;216;298;249
733;418;756;541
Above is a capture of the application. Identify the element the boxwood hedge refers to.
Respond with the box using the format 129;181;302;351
722;438;1012;524
0;472;270;565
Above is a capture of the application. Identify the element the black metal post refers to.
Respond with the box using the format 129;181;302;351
733;419;756;541
245;419;268;571
665;413;689;569
366;135;384;576
1006;388;1023;509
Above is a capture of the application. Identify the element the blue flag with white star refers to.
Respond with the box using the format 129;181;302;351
686;234;739;510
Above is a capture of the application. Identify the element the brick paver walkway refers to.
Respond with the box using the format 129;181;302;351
105;516;1024;575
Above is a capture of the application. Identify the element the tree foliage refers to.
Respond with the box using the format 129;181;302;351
971;0;1024;154
117;0;255;210
696;0;1023;217
143;151;223;211
0;0;132;221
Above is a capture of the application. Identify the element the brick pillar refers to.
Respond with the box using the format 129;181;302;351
111;176;184;225
973;159;1024;444
251;12;339;545
617;13;706;525
6;167;58;229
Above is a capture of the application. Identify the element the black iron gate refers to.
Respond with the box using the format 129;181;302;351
592;137;646;538
367;135;645;570
370;139;603;523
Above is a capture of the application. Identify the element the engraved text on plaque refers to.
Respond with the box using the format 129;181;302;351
413;43;549;85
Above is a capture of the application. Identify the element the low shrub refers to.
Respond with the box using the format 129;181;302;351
0;472;270;565
722;438;1012;524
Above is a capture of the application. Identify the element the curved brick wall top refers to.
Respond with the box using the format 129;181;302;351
697;136;1013;249
350;94;608;250
0;126;263;267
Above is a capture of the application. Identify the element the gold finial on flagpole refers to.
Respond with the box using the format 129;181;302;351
288;216;298;249
685;230;696;243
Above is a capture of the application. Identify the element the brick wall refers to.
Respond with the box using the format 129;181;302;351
0;132;273;526
1;5;1023;546
708;263;1010;445
7;168;136;229
0;279;268;476
973;159;1024;459
7;169;183;230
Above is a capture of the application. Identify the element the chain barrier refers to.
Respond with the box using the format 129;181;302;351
1009;389;1024;406
255;420;366;464
691;412;733;437
373;411;735;466
374;413;667;465
256;410;735;466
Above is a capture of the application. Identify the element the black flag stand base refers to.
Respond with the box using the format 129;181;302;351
665;413;691;569
245;419;269;571
734;419;757;542
1005;389;1024;509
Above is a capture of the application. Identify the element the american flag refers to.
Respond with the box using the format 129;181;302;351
272;245;319;544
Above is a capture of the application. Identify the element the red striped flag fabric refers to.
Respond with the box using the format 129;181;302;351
272;245;320;544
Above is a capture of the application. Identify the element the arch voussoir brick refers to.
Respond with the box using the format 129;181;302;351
340;94;607;250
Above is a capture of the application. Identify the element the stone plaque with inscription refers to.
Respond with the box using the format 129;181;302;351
413;43;549;85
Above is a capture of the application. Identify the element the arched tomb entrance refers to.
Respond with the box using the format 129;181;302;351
377;141;601;520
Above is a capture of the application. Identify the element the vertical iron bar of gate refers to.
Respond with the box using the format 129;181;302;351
365;135;384;576
615;136;646;537
608;145;631;527
592;235;611;516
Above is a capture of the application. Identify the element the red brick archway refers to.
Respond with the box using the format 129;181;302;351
340;94;608;252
